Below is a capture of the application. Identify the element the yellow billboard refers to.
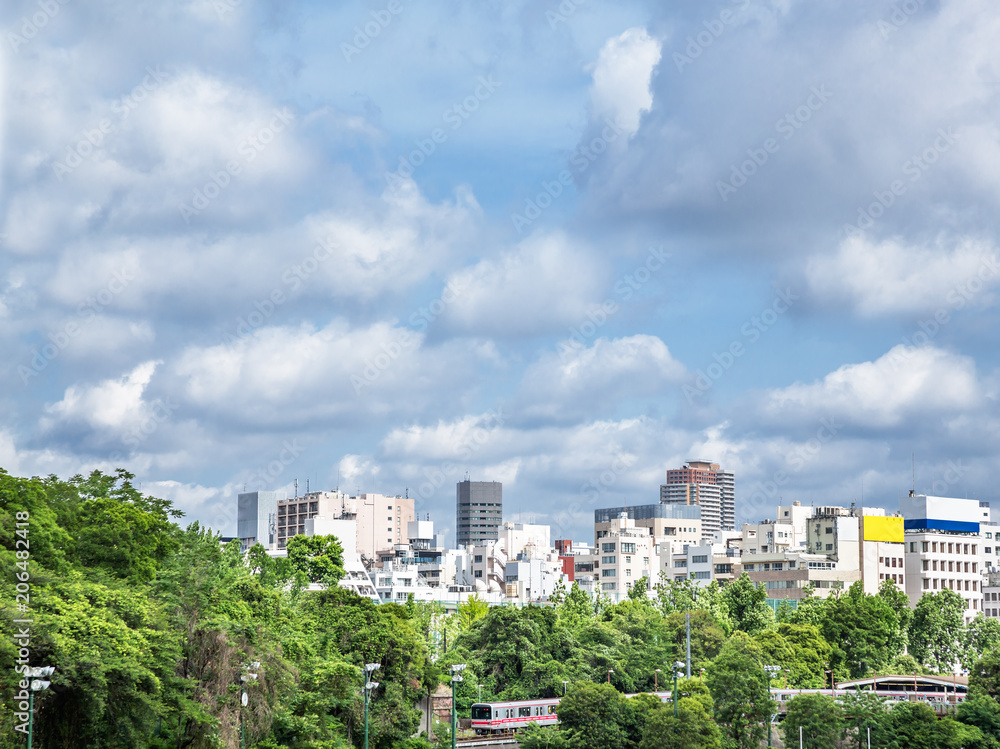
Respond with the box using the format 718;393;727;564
863;516;904;543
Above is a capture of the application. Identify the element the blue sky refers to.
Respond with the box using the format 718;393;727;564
2;0;999;543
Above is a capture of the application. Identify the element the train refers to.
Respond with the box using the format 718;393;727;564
469;688;967;734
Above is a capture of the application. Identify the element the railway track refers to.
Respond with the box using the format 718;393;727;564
455;737;519;747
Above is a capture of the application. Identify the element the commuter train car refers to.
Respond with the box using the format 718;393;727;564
470;698;561;733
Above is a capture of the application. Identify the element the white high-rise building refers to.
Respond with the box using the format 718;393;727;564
901;494;985;622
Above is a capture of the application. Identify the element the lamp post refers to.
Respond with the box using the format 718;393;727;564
451;664;466;749
764;665;781;748
655;668;661;692
607;669;614;685
673;661;684;718
239;661;260;749
562;680;569;696
477;684;483;703
363;662;381;749
26;666;54;749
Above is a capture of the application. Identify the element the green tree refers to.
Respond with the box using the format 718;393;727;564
909;589;967;672
639;697;722;749
822;582;899;678
840;690;892;749
555;681;632;749
705;631;774;749
958;694;1000;746
286;534;345;585
785;584;827;629
775;623;832;687
663;610;726;674
971;650;1000;700
456;595;489;630
719;574;774;635
781;693;845;749
966;616;1000;670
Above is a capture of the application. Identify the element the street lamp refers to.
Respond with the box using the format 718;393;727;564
562;680;569;696
477;684;483;703
764;665;781;748
451;664;466;749
240;661;260;749
25;666;54;749
655;668;661;692
607;669;614;685
364;662;381;749
673;661;684;718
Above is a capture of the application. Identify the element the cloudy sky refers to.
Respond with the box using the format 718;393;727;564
2;0;999;543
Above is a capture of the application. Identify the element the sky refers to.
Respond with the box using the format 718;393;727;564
2;0;1000;545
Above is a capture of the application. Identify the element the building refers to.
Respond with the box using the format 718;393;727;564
594;513;656;601
456;480;503;547
595;503;703;546
902;494;985;621
661;460;735;535
275;489;415;561
236;490;282;550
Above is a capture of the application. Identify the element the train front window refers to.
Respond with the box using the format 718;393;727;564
471;706;491;721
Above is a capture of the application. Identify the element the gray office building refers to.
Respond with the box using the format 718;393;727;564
237;490;283;550
456;480;503;548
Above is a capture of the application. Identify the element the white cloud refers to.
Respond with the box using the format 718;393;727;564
441;231;607;338
803;235;1000;316
757;345;981;429
589;27;662;137
43;360;162;432
516;335;686;421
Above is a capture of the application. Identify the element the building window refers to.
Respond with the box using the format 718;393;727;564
826;544;833;551
692;555;708;564
602;569;616;577
674;560;687;568
602;543;616;553
745;564;754;571
602;556;615;565
692;571;711;579
621;543;636;554
825;527;833;534
922;541;929;552
922;560;928;571
474;555;483;563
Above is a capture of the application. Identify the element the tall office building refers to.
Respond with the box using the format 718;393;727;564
660;460;735;535
456;480;503;548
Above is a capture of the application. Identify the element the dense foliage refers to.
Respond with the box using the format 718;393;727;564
5;467;1000;748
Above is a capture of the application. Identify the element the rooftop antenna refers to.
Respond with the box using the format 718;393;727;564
306;478;309;495
405;487;409;499
912;453;915;494
294;478;298;499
